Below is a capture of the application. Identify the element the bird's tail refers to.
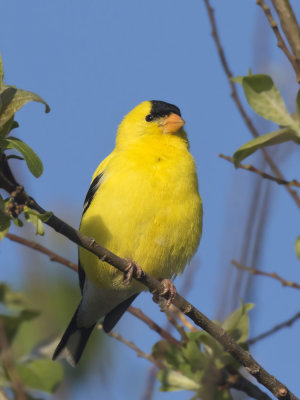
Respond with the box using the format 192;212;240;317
52;305;95;367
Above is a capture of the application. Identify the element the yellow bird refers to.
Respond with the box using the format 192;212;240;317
53;100;203;365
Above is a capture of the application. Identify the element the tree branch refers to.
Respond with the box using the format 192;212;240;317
256;0;299;80
128;306;181;349
169;304;198;332
203;0;300;209
229;372;273;400
271;0;300;79
98;324;164;369
219;154;300;187
0;174;298;399
5;233;77;272
248;311;300;345
232;259;300;290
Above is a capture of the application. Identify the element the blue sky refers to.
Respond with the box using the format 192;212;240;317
1;1;300;399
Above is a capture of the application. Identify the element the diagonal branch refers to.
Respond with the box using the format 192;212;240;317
10;232;271;400
98;324;164;369
256;0;299;79
128;306;181;348
203;0;300;209
219;154;300;187
271;0;300;77
232;259;300;290
229;372;274;400
5;232;77;271
0;174;298;399
248;311;300;345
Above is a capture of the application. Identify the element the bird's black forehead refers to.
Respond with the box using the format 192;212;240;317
150;100;181;119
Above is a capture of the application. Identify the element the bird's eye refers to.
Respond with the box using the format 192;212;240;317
145;114;153;122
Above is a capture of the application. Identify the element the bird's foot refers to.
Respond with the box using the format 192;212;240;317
123;259;143;285
152;279;177;309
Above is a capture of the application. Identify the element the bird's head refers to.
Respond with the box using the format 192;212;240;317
116;100;187;148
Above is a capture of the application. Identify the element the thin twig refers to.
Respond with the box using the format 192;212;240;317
128;306;181;348
141;366;157;400
248;311;300;345
232;259;300;290
5;233;78;272
219;153;300;187
98;324;164;369
256;0;298;78
271;0;300;78
169;304;198;332
164;308;189;344
0;174;298;399
203;0;300;209
0;318;27;400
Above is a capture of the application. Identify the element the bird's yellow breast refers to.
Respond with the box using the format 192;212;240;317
79;133;202;290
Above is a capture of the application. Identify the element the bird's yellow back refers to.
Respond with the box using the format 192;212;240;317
79;101;202;291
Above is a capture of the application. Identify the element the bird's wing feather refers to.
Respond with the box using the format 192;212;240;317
103;293;139;332
82;153;113;215
79;154;113;291
82;172;104;215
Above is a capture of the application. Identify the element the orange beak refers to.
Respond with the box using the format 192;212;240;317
162;113;185;134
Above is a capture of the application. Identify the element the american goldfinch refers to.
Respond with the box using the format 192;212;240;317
53;100;202;366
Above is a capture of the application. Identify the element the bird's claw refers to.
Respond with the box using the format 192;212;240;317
152;279;176;309
123;259;143;285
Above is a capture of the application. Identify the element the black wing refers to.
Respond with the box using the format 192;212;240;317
103;294;139;332
79;172;104;292
82;172;104;216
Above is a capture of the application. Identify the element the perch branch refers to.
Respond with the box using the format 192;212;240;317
0;174;298;399
5;233;77;271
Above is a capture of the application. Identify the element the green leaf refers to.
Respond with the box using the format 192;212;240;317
157;369;201;392
0;116;15;139
16;359;64;393
241;74;297;128
23;207;51;235
221;303;254;344
231;75;243;84
12;216;24;227
0;86;50;129
152;341;186;370
0;196;10;232
195;331;223;356
1;137;43;177
0;225;9;241
295;236;300;260
181;339;205;371
233;128;299;165
0;193;5;209
0;284;40;341
24;208;44;235
0;210;10;232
